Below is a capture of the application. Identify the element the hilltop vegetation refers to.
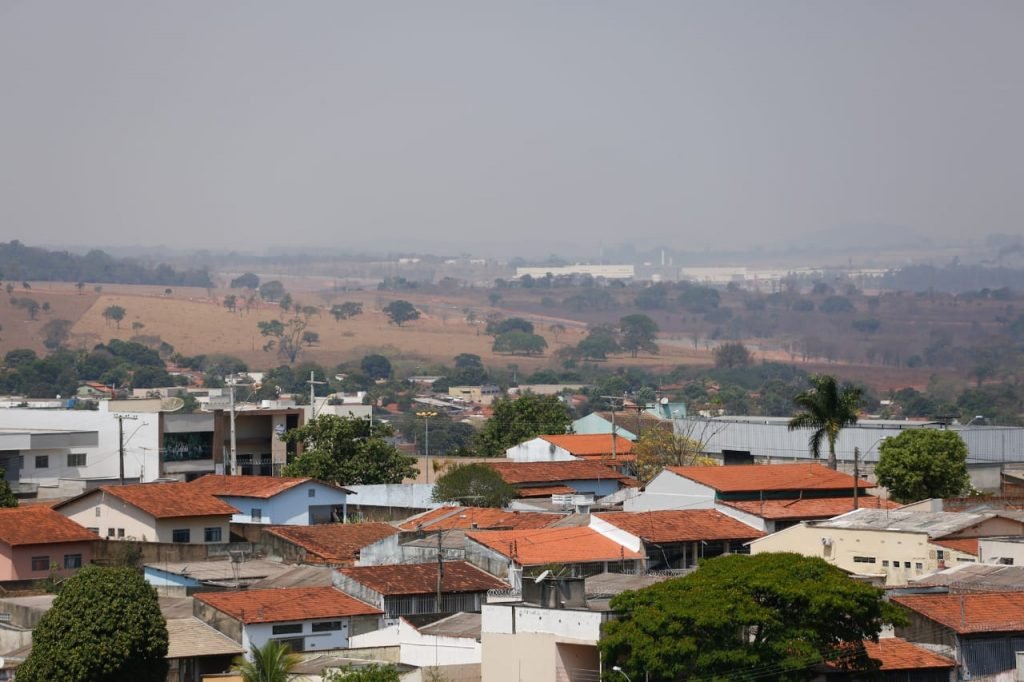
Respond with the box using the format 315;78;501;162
0;241;212;287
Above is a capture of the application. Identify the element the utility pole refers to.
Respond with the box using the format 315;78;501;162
436;529;444;612
602;396;626;460
853;446;860;510
417;411;437;483
307;371;326;419
228;382;238;476
114;414;138;485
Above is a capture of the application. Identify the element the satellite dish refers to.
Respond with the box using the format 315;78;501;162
0;657;7;669
660;397;669;405
161;397;185;412
534;569;551;583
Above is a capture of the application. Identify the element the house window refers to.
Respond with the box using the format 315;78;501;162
35;455;48;469
272;624;303;635
275;637;304;652
172;529;190;543
95;507;101;517
882;560;889;567
311;621;342;632
251;508;263;522
204;527;222;543
915;563;923;570
107;528;116;537
852;556;876;564
904;562;911;568
117;528;125;538
31;556;50;571
999;557;1014;565
67;453;86;467
64;554;82;569
936;550;945;561
308;488;316;498
86;527;99;535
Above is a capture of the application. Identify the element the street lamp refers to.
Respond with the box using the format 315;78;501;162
611;666;632;682
416;411;438;483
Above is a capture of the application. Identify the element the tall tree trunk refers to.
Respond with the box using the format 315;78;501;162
828;440;838;470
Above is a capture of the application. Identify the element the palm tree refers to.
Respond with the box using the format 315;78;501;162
787;374;863;470
232;640;300;682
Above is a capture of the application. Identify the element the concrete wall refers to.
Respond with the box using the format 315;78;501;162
505;438;574;463
463;539;514;583
978;538;1024;565
346;484;440;522
1;541;92;582
623;470;715;512
243;617;356;654
193;600;244;645
356;533;463;567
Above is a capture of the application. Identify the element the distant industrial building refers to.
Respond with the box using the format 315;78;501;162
514;264;634;280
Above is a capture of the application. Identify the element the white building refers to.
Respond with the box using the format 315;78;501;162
0;402;161;497
194;586;383;656
514;264;634;280
187;474;352;525
349;613;483;668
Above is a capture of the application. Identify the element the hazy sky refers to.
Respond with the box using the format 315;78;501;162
1;2;1020;257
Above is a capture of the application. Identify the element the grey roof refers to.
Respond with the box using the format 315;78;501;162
415;612;481;639
910;563;1024;591
811;509;1014;538
165;618;244;659
584;571;674;598
145;558;290;584
404;529;467;550
249;564;336;589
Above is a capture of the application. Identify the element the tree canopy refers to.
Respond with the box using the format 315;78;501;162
17;566;169;682
788;374;863;469
330;301;363;322
360;354;392;380
492;331;548;356
383;299;420;326
0;468;18;508
432;463;516;508
282;415;417;485
632;429;713;483
230;272;260;289
475;393;573;457
618;314;659;358
600;552;904;682
874;429;971;503
713;341;753;368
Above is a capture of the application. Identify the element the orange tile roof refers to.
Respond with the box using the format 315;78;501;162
931;537;979;556
263;523;399;564
826;639;955;671
196;586;381;623
398;507;560;531
488;461;635;486
718;496;899;520
467;527;645;566
339;561;508;595
539;434;634;456
666;463;871;493
594;510;764;543
0;506;97;546
188;474;323;498
516;486;578;498
892;592;1024;634
56;483;237;519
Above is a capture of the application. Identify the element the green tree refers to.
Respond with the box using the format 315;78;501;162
475;394;573;457
599;553;904;682
13;297;41;320
875;430;971;503
102;305;126;328
17;566;169;682
820;295;855;314
713;341;753;368
383;299;420;326
223;294;237;312
433;463;516;508
492;331;548;356
618;314;659;358
361;354;392;380
230;272;260;289
633;429;714;483
282;415;417;485
0;468;18;507
576;324;620;360
302;331;320;346
486;317;534;336
258;318;306;363
232;639;300;682
279;292;293;312
259;280;286;301
788;375;863;470
41;318;73;350
330;301;363;322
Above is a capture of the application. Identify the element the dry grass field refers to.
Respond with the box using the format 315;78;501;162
0;281;941;391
